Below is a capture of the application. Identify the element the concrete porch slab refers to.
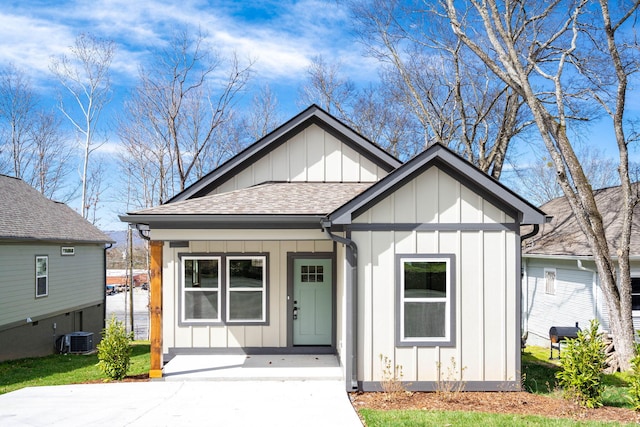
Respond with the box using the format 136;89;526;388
162;354;344;381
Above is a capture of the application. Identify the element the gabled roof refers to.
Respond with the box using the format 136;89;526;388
327;143;547;225
0;174;113;244
122;182;372;228
168;104;401;203
524;184;640;257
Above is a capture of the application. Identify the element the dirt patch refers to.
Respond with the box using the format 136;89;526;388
350;391;640;424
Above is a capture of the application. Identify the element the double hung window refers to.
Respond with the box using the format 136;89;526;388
35;256;48;297
397;254;455;346
181;254;267;325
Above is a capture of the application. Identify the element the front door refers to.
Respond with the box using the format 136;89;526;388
293;258;332;346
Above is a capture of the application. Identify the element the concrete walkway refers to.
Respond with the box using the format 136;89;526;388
0;354;363;426
0;380;362;426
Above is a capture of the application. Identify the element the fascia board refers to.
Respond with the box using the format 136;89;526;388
329;145;546;225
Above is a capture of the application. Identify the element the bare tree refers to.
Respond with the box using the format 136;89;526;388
0;64;37;178
445;0;640;368
0;64;73;200
348;0;534;178
509;144;620;206
50;33;115;219
118;29;253;208
298;56;424;159
244;84;283;141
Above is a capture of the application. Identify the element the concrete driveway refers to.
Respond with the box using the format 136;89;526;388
0;380;362;426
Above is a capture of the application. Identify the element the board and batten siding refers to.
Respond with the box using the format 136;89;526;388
162;238;335;353
351;165;519;385
0;243;105;327
213;124;387;195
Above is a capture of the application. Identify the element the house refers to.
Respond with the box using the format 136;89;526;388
120;105;547;391
522;184;640;347
0;175;114;361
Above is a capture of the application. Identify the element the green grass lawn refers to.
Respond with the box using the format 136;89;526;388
359;409;634;426
0;341;149;395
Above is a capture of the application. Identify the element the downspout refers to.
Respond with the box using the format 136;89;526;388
520;224;540;345
577;260;599;325
321;219;358;391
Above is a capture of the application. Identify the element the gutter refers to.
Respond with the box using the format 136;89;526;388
520;224;541;346
321;219;358;391
577;260;599;323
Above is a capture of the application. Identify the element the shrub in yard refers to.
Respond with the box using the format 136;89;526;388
556;319;606;408
627;339;640;410
97;316;134;380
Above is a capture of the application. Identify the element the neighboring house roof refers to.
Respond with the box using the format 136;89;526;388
168;104;401;202
328;143;548;226
523;184;640;257
0;174;113;244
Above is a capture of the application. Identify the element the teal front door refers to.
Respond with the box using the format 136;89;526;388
293;258;332;346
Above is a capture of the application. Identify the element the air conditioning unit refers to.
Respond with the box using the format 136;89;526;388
56;332;94;354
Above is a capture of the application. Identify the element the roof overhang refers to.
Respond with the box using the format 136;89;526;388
119;214;326;229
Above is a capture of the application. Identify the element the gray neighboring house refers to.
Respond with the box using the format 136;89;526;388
522;184;640;346
0;174;114;361
121;105;547;391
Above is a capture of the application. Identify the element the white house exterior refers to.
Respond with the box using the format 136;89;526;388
522;185;640;347
121;105;546;391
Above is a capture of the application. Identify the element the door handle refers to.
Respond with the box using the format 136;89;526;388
293;306;298;320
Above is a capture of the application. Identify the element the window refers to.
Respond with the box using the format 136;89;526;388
226;256;267;323
632;278;640;311
35;256;48;297
396;254;455;346
182;256;221;322
544;268;556;295
61;246;75;256
180;254;268;325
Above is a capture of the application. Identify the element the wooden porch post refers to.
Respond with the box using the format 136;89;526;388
149;240;163;378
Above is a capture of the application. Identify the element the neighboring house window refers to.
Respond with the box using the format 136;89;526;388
632;277;640;311
182;256;221;322
544;268;556;295
226;256;267;323
396;254;455;346
35;256;48;297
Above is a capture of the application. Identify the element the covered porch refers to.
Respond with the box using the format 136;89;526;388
162;353;343;381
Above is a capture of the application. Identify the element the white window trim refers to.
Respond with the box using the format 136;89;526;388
544;268;556;295
181;255;222;323
396;254;456;347
226;255;267;323
35;255;48;298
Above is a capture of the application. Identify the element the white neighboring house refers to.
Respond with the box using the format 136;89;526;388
522;184;640;347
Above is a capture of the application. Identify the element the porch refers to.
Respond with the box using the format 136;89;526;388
162;354;343;381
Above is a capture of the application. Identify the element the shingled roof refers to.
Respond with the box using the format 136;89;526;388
523;184;640;257
0;174;113;243
132;182;373;216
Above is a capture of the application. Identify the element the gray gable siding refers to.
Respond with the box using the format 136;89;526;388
0;242;105;328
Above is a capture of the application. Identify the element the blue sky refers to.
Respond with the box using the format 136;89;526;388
0;0;380;230
0;0;374;111
1;1;635;230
